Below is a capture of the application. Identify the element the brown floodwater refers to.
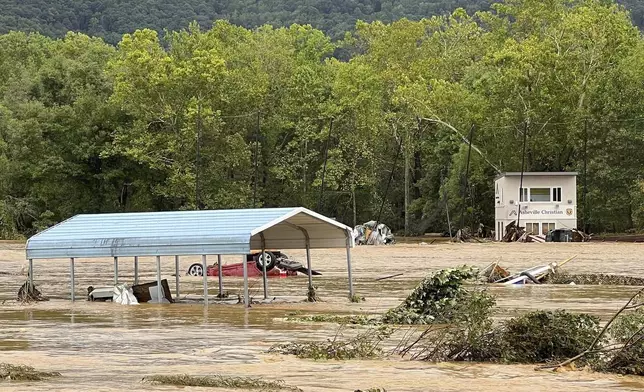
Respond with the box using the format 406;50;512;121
1;241;644;391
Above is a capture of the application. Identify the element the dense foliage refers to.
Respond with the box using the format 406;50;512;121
1;0;643;238
0;0;489;44
1;0;644;44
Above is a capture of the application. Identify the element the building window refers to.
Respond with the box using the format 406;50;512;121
520;187;564;202
530;188;551;202
525;222;539;234
542;222;556;235
519;188;528;202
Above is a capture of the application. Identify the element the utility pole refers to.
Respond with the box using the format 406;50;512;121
583;119;588;233
459;125;475;232
516;120;529;228
195;103;203;210
253;111;260;208
404;129;410;237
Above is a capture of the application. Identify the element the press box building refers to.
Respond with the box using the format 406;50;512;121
494;172;577;240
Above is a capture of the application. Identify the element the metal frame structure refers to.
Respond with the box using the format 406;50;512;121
26;207;355;307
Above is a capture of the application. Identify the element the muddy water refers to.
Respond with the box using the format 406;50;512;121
1;242;644;391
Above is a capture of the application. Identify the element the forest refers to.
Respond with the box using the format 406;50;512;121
1;0;644;43
0;0;643;239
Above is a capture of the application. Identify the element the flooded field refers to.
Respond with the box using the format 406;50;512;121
1;241;644;391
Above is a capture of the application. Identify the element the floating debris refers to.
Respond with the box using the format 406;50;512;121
544;273;644;286
143;374;302;391
0;363;61;381
353;221;395;245
17;281;48;303
269;327;392;360
286;314;381;325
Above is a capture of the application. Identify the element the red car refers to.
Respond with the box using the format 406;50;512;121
186;251;319;278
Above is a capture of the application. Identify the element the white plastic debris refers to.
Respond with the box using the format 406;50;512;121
148;285;170;304
112;284;139;305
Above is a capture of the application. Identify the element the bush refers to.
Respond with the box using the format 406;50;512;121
399;310;601;364
500;310;600;363
382;267;494;325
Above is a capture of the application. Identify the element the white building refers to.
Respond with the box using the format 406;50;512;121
494;172;577;240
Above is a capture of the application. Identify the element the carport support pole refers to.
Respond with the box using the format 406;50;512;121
346;234;354;298
243;254;249;307
202;255;208;306
217;255;223;296
305;238;313;290
113;256;118;285
134;256;139;285
28;259;33;287
155;256;162;303
70;257;75;302
174;255;180;300
260;233;268;299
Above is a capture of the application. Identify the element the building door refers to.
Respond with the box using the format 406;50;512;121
542;222;556;235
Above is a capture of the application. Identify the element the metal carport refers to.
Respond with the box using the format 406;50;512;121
25;207;355;306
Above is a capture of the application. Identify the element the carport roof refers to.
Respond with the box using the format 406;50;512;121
26;207;353;259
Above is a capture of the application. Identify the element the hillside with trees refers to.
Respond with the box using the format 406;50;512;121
0;0;643;44
0;0;643;239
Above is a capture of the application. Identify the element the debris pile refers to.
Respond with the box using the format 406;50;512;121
501;221;591;243
143;374;302;391
269;327;392;360
489;255;577;285
353;221;395;245
501;221;525;242
286;314;381;326
571;229;592;242
543;273;644;286
480;261;510;283
485;256;644;286
0;363;61;381
450;223;494;243
17;281;48;303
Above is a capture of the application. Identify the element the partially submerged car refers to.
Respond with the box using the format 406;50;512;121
186;251;320;278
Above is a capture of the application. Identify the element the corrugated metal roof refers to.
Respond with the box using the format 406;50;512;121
26;207;352;259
